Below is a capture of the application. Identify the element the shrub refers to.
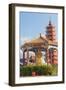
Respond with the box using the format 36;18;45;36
20;64;57;77
20;66;32;76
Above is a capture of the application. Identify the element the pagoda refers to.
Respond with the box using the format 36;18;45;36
46;20;56;42
46;21;58;64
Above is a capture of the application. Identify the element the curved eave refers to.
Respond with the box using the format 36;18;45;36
48;43;58;47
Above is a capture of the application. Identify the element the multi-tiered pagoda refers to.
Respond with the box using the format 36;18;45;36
46;21;56;42
46;21;58;64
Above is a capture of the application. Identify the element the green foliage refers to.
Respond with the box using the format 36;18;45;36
20;64;58;77
52;64;58;75
20;66;32;76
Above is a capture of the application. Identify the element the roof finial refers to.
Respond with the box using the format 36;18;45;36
40;33;41;38
49;20;51;25
49;16;52;25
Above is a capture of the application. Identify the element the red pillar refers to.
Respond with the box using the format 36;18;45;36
46;49;49;64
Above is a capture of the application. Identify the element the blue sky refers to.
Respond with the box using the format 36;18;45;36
19;12;58;46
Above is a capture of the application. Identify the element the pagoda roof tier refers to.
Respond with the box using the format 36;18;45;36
46;26;55;29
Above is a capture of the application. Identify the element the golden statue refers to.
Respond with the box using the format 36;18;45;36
36;49;42;65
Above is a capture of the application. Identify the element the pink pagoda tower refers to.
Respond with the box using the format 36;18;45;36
46;21;58;64
46;20;56;42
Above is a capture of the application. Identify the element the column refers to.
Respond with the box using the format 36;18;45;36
27;48;29;65
46;48;49;64
23;50;25;65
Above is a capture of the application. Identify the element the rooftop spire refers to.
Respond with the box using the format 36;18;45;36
40;33;41;38
49;20;51;25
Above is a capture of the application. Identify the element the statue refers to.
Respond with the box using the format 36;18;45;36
36;49;42;65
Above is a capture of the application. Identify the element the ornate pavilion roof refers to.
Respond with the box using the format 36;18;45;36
21;34;58;49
